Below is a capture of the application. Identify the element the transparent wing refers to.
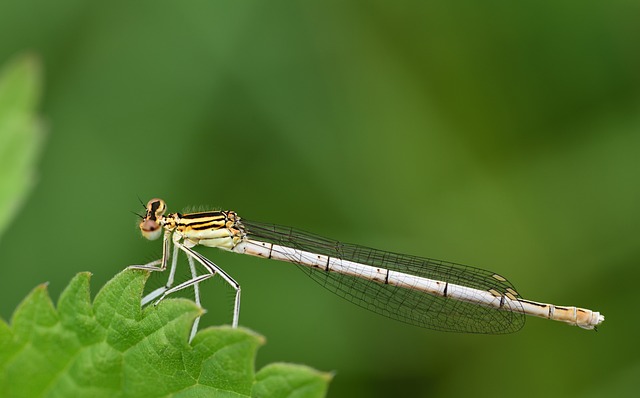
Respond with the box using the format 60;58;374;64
242;220;525;334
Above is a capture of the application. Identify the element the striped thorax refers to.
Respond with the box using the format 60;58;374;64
140;198;245;250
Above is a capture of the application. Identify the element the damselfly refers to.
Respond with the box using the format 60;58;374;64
129;199;604;341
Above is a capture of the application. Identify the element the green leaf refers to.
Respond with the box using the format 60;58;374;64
0;270;331;398
0;53;46;239
253;364;334;398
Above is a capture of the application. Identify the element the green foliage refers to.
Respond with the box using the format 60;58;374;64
0;270;331;398
0;53;45;239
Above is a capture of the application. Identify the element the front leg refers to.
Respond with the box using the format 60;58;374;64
128;230;172;272
128;230;179;305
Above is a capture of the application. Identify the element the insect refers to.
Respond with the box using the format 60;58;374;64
129;198;604;341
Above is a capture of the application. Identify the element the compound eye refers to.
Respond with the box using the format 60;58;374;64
139;198;166;240
146;198;166;218
140;219;162;240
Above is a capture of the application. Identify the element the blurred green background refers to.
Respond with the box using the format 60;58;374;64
1;1;638;397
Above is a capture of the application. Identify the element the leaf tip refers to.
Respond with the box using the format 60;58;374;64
28;282;50;298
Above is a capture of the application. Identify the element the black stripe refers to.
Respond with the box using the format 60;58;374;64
443;282;448;297
188;221;225;231
385;269;389;284
181;211;225;220
519;299;547;308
